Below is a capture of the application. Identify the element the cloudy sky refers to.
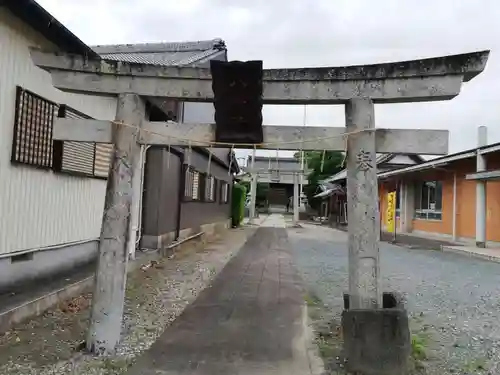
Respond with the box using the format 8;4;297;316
38;0;499;162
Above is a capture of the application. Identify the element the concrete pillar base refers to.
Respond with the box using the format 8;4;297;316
476;241;486;248
341;292;410;375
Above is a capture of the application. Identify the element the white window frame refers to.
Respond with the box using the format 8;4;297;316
414;181;443;221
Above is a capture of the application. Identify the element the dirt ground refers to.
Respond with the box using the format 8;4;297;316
0;227;254;375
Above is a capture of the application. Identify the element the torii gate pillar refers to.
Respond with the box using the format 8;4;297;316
345;98;380;309
87;94;145;355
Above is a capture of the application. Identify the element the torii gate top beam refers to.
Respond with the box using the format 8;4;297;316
30;49;489;104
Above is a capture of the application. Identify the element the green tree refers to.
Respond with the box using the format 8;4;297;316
294;151;344;209
240;180;250;194
238;181;270;207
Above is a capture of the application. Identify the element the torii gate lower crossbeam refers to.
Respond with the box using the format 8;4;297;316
57;116;448;311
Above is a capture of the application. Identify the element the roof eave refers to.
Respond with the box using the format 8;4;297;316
4;0;98;58
378;142;500;179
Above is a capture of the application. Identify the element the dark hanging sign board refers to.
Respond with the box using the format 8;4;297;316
210;60;263;145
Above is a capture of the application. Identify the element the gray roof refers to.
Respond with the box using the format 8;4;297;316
322;153;425;184
314;183;346;199
92;39;227;67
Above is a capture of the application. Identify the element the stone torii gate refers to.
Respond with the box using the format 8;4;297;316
31;50;489;367
243;154;309;225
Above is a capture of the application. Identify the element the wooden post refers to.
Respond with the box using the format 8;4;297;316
86;93;145;355
345;98;381;310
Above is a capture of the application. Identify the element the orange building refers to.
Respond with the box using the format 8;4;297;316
378;141;500;247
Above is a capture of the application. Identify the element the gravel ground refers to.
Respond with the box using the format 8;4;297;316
0;227;254;375
288;224;500;375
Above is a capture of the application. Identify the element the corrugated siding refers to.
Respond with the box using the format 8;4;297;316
60;107;95;176
61;142;95;175
94;143;113;178
0;9;117;255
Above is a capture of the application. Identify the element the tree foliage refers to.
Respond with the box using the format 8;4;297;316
239;181;270;207
231;183;247;227
294;151;344;209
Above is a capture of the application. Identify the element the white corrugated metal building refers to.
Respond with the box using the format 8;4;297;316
0;2;117;291
0;0;235;293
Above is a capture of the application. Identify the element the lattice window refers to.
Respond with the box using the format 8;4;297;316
11;86;58;168
11;88;113;179
204;175;216;202
192;171;200;200
184;167;201;201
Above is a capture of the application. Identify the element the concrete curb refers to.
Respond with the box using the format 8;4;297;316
0;228;220;334
303;304;326;375
441;245;500;263
0;276;94;334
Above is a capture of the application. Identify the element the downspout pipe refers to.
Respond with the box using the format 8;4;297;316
476;126;488;248
128;145;146;260
135;145;151;249
175;149;185;241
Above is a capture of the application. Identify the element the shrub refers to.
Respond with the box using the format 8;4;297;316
231;183;247;227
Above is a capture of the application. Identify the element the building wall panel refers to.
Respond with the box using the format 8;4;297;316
0;9;116;255
180;150;232;231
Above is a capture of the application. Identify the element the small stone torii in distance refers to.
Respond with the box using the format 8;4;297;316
31;49;489;359
243;153;310;226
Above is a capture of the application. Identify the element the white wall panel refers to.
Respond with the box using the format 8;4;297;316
0;9;116;255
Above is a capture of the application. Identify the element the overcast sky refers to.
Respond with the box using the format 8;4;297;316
38;0;499;162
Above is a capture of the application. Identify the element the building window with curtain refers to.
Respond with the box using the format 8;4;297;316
414;181;443;220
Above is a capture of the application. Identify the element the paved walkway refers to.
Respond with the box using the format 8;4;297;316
126;215;322;375
380;231;456;250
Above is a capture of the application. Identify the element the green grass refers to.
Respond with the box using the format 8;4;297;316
411;333;427;360
100;357;132;374
304;293;321;307
317;336;337;358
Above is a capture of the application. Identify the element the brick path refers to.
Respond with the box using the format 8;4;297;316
126;217;321;375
